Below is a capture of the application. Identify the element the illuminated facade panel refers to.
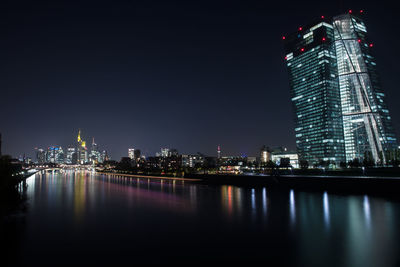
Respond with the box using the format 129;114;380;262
333;14;398;163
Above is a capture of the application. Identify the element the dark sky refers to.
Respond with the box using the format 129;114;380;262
1;0;399;160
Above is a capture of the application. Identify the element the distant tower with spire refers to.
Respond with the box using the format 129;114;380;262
217;145;221;159
76;129;87;164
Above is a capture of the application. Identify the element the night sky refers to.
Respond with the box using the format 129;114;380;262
1;0;399;160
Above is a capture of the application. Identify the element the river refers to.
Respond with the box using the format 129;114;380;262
4;170;400;266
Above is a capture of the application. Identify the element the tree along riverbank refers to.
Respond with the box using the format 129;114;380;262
0;156;28;217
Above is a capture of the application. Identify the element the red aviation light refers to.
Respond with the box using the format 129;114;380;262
322;37;326;41
369;43;374;47
357;39;361;43
349;9;353;14
298;27;303;31
282;36;286;40
360;10;364;13
284;56;288;60
321;15;325;19
300;48;305;52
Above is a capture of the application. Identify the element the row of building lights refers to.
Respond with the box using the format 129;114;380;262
283;10;373;60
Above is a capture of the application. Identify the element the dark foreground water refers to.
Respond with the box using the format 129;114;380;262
3;170;400;266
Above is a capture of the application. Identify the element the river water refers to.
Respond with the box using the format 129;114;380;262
4;170;400;266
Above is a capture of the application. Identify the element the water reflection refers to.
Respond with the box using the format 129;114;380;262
17;172;400;266
363;195;371;229
290;189;296;225
323;191;330;229
251;188;256;220
221;185;247;220
73;172;87;222
262;188;267;221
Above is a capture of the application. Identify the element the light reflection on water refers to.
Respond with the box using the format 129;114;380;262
323;191;330;229
16;171;400;266
290;189;296;226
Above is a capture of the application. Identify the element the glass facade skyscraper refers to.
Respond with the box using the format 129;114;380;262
333;14;398;163
284;12;397;164
284;19;346;164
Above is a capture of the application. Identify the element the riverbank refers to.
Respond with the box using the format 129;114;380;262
97;171;202;182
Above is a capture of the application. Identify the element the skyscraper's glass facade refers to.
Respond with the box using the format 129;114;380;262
284;13;397;164
333;14;397;163
284;20;346;164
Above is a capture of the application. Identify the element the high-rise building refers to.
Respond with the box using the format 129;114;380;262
66;147;76;164
134;149;141;160
128;148;135;160
89;138;101;164
101;150;109;162
76;129;88;164
260;145;271;163
91;138;98;153
46;146;64;163
283;11;397;164
284;17;345;165
35;148;46;164
333;13;398;163
161;148;170;158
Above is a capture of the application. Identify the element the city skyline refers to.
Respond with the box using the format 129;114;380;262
3;3;400;265
1;1;400;160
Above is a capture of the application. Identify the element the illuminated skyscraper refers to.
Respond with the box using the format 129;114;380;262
35;148;46;164
66;146;76;164
283;11;397;164
89;138;101;164
284;17;345;165
161;148;170;158
260;145;271;163
46;146;64;163
333;13;398;163
128;148;135;159
76;129;88;164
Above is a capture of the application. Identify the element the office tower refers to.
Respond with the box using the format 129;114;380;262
260;145;271;163
66;147;76;164
128;148;135;160
89;138;100;164
77;129;88;164
35;148;46;164
134;149;141;160
46;146;64;163
283;11;397;164
101;150;109;162
161;148;170;158
284;17;345;165
91;138;98;153
333;13;398;163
